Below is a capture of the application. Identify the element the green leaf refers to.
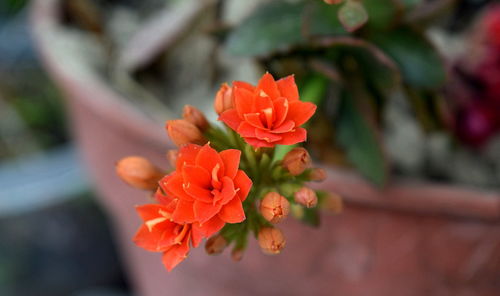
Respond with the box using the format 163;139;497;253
363;0;400;30
225;1;305;56
336;91;387;186
338;0;368;32
307;2;348;36
369;27;446;89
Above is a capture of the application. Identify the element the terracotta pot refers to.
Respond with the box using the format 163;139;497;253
32;1;500;295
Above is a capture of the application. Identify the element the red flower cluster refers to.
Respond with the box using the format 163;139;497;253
453;5;500;147
133;144;252;271
218;73;316;148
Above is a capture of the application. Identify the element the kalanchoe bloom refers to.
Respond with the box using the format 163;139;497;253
218;73;317;148
116;156;164;190
282;147;311;176
166;119;207;147
260;192;290;224
205;235;228;255
133;204;196;271
294;187;318;208
160;144;252;226
183;105;209;131
214;83;234;115
258;227;286;255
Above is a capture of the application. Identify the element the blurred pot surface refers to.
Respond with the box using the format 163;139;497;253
32;0;500;295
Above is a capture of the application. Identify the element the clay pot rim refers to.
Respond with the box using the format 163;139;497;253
31;0;500;222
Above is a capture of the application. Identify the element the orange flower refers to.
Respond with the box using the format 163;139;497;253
218;73;317;148
159;143;252;225
134;187;229;271
133;204;194;271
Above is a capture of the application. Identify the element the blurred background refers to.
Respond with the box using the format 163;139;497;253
1;0;500;295
0;0;129;295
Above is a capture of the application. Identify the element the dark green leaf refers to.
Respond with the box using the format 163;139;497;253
369;27;446;89
307;1;347;36
336;91;387;186
363;0;400;30
225;1;305;56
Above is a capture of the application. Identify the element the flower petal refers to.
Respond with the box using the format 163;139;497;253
219;109;241;131
133;223;176;252
256;73;280;100
191;216;225;246
218;197;245;223
162;237;190;272
176;144;200;171
135;204;170;222
234;87;255;117
164;173;194;202
272;97;289;127
272;119;295;134
233;170;252;201
233;81;255;92
243;137;274;148
183;182;213;203
287;101;317;126
219;149;241;179
182;165;211;188
277;127;307;145
195;144;224;176
244;113;265;129
172;199;196;223
194;200;222;224
277;75;299;101
216;176;237;205
255;128;282;143
237;122;257;138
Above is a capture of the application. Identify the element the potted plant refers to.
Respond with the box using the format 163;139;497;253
32;0;500;295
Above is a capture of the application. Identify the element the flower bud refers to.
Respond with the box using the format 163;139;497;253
183;105;209;131
294;187;318;208
214;83;234;115
282;147;311;176
166;119;207;146
205;235;227;255
258;227;286;255
167;149;178;168
231;248;244;262
322;192;343;214
116;156;164;190
260;192;290;224
309;168;327;182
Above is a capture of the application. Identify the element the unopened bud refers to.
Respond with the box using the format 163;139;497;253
167;150;178;168
231;248;244;262
260;192;290;224
166;119;207;146
324;0;343;4
205;235;227;255
290;204;305;219
309;168;327;182
282;147;311;176
294;187;318;208
116;156;164;190
322;192;343;214
183;105;209;131
214;83;234;115
258;227;286;255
